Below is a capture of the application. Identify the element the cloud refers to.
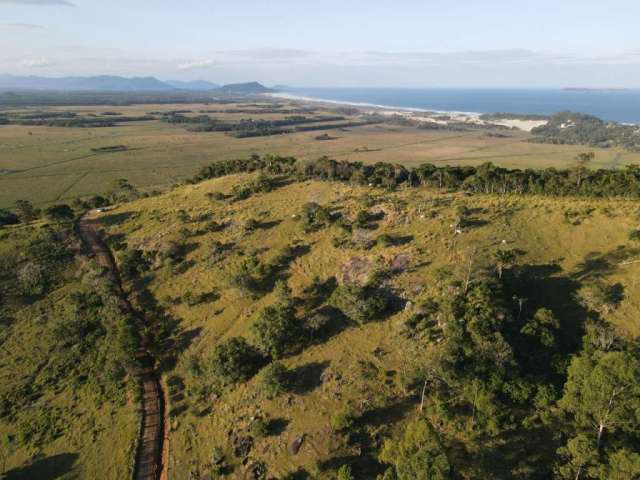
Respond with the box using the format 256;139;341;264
20;57;52;68
0;0;74;5
2;22;45;29
178;59;215;70
222;48;312;60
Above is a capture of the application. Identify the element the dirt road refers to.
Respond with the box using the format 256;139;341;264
78;211;166;480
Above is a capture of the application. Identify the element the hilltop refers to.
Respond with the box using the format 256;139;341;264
88;167;639;479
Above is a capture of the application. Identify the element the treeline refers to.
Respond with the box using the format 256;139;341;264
162;112;377;137
192;154;640;198
531;111;640;152
3;114;155;128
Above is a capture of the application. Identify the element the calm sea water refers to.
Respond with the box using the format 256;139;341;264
280;88;640;124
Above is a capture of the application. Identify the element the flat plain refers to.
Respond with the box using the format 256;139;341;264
2;101;639;208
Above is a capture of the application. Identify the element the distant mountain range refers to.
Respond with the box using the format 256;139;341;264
0;75;271;94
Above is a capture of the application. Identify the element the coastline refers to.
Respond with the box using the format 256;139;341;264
265;91;549;132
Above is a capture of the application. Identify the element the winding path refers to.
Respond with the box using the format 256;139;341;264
78;211;166;480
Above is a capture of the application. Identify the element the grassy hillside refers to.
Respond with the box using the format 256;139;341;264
97;173;640;479
2;101;639;208
0;223;139;479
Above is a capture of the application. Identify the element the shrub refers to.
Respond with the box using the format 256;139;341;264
229;256;272;295
207;191;226;201
337;465;355;480
330;409;355;432
257;362;292;397
630;229;640;243
249;417;270;439
231;184;251;201
17;261;47;295
329;283;389;324
244;218;260;232
210;446;227;476
210;337;266;385
300;202;332;232
377;233;394;247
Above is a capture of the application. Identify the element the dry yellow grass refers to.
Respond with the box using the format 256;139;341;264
99;174;640;478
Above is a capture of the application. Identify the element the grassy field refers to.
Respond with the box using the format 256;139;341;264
98;173;640;479
0;224;138;480
2;101;639;208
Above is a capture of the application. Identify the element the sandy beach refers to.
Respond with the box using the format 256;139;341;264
267;92;548;132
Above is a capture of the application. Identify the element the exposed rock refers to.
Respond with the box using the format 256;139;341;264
290;435;305;454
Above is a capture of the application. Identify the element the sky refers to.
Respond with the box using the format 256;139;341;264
1;0;639;87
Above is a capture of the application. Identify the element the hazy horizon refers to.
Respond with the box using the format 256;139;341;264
1;0;639;88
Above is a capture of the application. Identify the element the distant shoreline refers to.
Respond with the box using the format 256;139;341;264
265;92;549;132
266;91;481;117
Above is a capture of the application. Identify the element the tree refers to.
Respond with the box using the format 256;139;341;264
521;308;560;348
596;449;640;480
559;350;640;452
252;301;301;358
17;261;47;295
257;362;292;398
379;419;451;480
328;282;388;324
45;204;74;223
572;152;594;188
494;249;516;279
210;337;265;384
13;200;40;222
556;433;598;480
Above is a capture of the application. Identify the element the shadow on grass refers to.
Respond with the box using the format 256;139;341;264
4;453;79;480
291;360;331;395
98;211;133;227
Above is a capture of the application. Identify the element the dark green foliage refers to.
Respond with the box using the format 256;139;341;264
0;208;19;226
337;464;355;480
194;153;640;198
299;202;332;232
252;292;302;359
44;204;74;222
209;337;266;385
13;200;40;223
249;417;271;439
229;256;272;295
330;409;355;432
531;111;640;151
379;419;451;480
257;361;292;397
328;282;389;324
120;249;149;280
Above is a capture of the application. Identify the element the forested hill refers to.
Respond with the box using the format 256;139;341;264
531;111;640;152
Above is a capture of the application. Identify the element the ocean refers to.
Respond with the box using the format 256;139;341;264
277;88;640;124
